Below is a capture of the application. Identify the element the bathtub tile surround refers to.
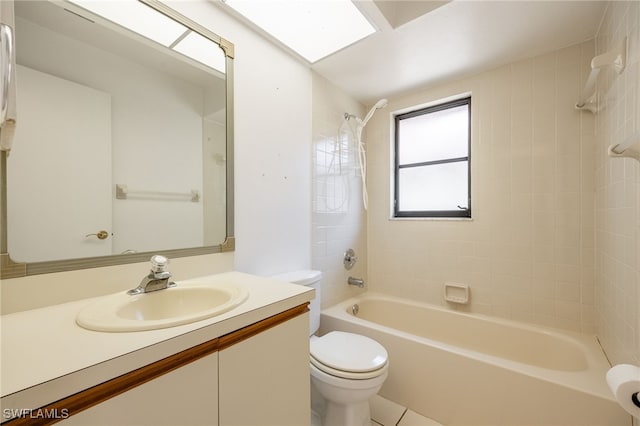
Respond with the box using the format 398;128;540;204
312;72;368;308
594;1;640;367
367;40;598;333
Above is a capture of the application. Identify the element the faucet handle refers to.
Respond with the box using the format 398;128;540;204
343;249;358;270
150;255;169;273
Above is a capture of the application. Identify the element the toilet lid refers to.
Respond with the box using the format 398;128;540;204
310;331;388;373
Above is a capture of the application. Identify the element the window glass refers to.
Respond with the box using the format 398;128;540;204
397;104;469;164
398;161;468;211
394;97;471;218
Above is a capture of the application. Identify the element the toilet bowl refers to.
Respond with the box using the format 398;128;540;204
271;270;389;426
310;331;388;426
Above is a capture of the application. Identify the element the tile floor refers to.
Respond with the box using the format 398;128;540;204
311;393;442;426
370;395;443;426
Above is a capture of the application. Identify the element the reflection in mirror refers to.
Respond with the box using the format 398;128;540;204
2;0;233;272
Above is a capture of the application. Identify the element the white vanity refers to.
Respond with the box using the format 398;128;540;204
1;272;314;425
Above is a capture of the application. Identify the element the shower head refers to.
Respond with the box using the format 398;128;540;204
361;98;388;127
344;98;388;127
373;98;388;109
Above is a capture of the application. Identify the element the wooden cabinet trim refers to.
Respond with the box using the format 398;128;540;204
2;303;309;425
217;303;309;351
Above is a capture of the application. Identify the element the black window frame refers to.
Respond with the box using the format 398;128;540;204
393;96;471;218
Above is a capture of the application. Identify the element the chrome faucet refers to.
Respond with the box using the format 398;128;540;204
127;255;176;295
348;277;365;288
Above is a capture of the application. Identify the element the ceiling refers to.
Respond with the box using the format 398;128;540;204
311;0;607;106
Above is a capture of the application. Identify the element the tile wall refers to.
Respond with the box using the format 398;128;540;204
594;1;640;365
366;40;598;332
312;73;368;308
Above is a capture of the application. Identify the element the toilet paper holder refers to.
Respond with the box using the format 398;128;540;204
606;363;640;419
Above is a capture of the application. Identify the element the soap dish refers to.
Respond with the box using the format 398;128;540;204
444;283;470;304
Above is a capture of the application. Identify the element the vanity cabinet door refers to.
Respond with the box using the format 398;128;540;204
218;313;310;426
61;353;219;426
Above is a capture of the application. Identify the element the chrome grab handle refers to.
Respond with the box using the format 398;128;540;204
0;23;13;126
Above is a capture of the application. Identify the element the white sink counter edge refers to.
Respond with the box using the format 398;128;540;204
1;271;314;412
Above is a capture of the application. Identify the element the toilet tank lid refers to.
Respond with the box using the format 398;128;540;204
271;270;322;286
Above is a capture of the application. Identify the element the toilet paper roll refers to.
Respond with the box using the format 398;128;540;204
606;364;640;419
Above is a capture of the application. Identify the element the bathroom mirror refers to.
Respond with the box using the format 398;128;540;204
0;0;235;277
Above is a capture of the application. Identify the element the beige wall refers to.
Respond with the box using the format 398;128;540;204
594;1;640;366
311;72;368;308
366;40;597;333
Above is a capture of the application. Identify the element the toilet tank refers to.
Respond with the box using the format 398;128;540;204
271;270;321;336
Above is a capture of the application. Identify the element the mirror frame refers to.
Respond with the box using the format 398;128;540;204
0;0;234;278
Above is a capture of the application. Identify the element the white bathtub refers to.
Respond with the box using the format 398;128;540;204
319;293;630;426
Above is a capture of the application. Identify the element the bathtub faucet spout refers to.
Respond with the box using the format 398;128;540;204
348;277;365;288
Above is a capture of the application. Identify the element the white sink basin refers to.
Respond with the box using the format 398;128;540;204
76;282;249;332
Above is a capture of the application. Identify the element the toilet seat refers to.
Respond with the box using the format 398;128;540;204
310;356;388;380
310;331;388;380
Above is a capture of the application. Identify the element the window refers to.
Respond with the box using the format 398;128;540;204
394;97;471;218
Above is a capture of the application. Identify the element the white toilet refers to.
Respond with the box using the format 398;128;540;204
272;270;389;426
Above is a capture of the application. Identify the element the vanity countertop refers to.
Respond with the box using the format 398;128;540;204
0;271;313;413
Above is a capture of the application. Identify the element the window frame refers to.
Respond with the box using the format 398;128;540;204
393;96;471;219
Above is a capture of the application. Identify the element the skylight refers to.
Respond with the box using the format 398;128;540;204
67;0;188;47
223;0;376;63
66;0;226;74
